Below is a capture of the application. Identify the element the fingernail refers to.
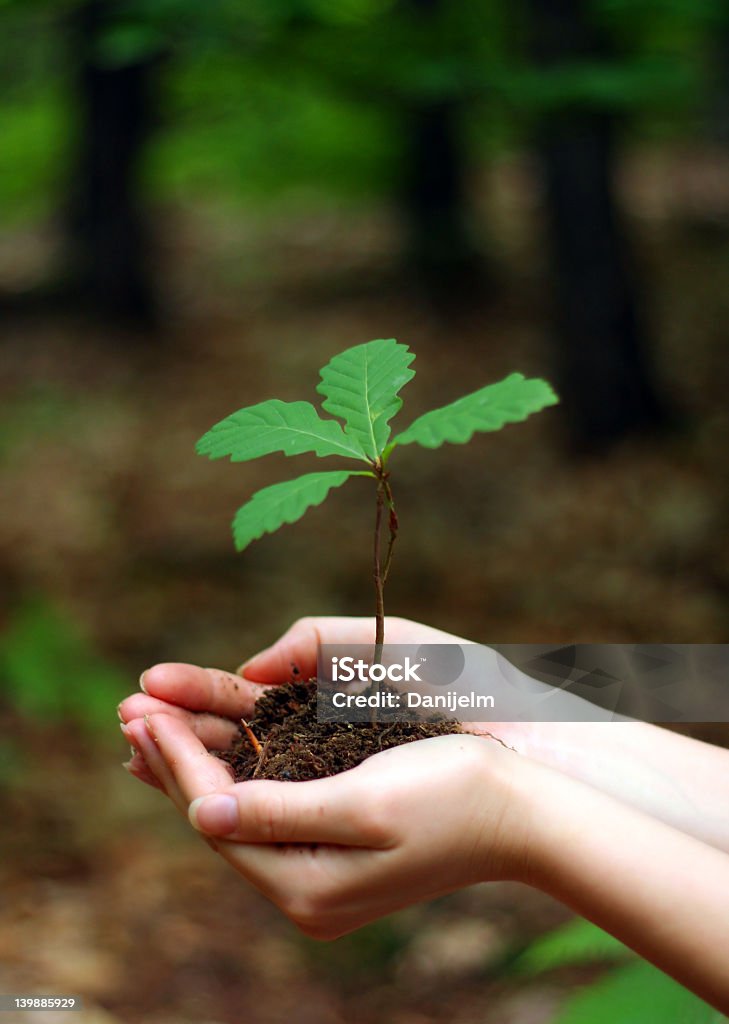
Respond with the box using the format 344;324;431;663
237;650;268;679
189;795;238;835
122;760;133;773
120;722;133;742
117;703;125;722
124;755;162;790
139;670;148;693
144;714;157;741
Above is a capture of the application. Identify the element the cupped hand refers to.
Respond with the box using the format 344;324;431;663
117;662;267;788
117;615;631;807
116;618;729;1007
118;616;475;788
122;710;533;939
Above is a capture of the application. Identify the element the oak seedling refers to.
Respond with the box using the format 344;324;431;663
196;338;558;656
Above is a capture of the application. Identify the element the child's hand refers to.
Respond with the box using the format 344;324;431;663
118;616;468;788
117;616;729;1011
120;615;729;854
122;710;532;939
117;663;266;788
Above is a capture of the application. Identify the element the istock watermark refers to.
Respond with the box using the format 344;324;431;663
316;643;729;724
327;686;495;713
331;655;425;684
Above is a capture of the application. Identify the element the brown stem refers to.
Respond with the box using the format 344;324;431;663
373;481;385;663
252;735;272;778
371;470;397;725
370;479;387;726
382;479;398;585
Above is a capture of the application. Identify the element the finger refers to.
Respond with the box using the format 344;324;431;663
124;716;191;814
119;693;239;749
145;712;235;802
239;615;462;683
149;713;387;845
187;779;393;846
139;663;268;720
123;751;164;791
239;617;378;682
218;841;370;910
208;840;335;915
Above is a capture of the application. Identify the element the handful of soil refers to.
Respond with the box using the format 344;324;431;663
218;679;461;782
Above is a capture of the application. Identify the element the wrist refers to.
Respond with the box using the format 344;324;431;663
472;739;548;885
486;746;605;890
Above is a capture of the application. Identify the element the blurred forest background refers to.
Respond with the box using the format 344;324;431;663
1;1;729;1022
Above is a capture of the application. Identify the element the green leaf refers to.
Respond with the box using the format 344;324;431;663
515;919;631;975
316;338;416;460
392;373;558;450
232;470;369;551
196;400;366;463
551;960;722;1024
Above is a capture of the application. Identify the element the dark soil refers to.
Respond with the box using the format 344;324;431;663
218;679;462;781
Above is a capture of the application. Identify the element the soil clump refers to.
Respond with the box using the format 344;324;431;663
219;679;461;781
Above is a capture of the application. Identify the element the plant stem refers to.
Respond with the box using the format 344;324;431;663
382;479;398;585
371;468;398;725
373;479;385;664
372;468;399;658
370;479;386;726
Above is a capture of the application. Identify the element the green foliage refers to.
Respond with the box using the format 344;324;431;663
496;58;697;115
316;338;415;460
393;373;558;450
232;469;367;551
552;961;723;1024
196;399;364;461
517;918;723;1024
515;918;631;973
0;91;71;223
0;600;127;733
197;338;557;552
145;67;395;205
94;22;168;68
0;0;721;220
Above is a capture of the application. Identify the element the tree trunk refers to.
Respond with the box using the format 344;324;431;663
65;0;158;326
400;0;484;300
528;0;667;449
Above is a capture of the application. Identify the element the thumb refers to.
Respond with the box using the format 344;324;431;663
237;616;465;684
237;616;378;683
187;774;389;846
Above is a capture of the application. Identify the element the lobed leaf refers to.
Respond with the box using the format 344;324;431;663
196;399;365;462
392;373;558;450
316;338;416;460
232;470;369;551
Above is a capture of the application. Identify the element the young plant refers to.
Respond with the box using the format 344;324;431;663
196;338;558;657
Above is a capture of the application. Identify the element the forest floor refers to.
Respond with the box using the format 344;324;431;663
1;146;729;1023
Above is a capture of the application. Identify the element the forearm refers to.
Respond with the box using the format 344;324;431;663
510;758;729;1013
492;720;729;853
